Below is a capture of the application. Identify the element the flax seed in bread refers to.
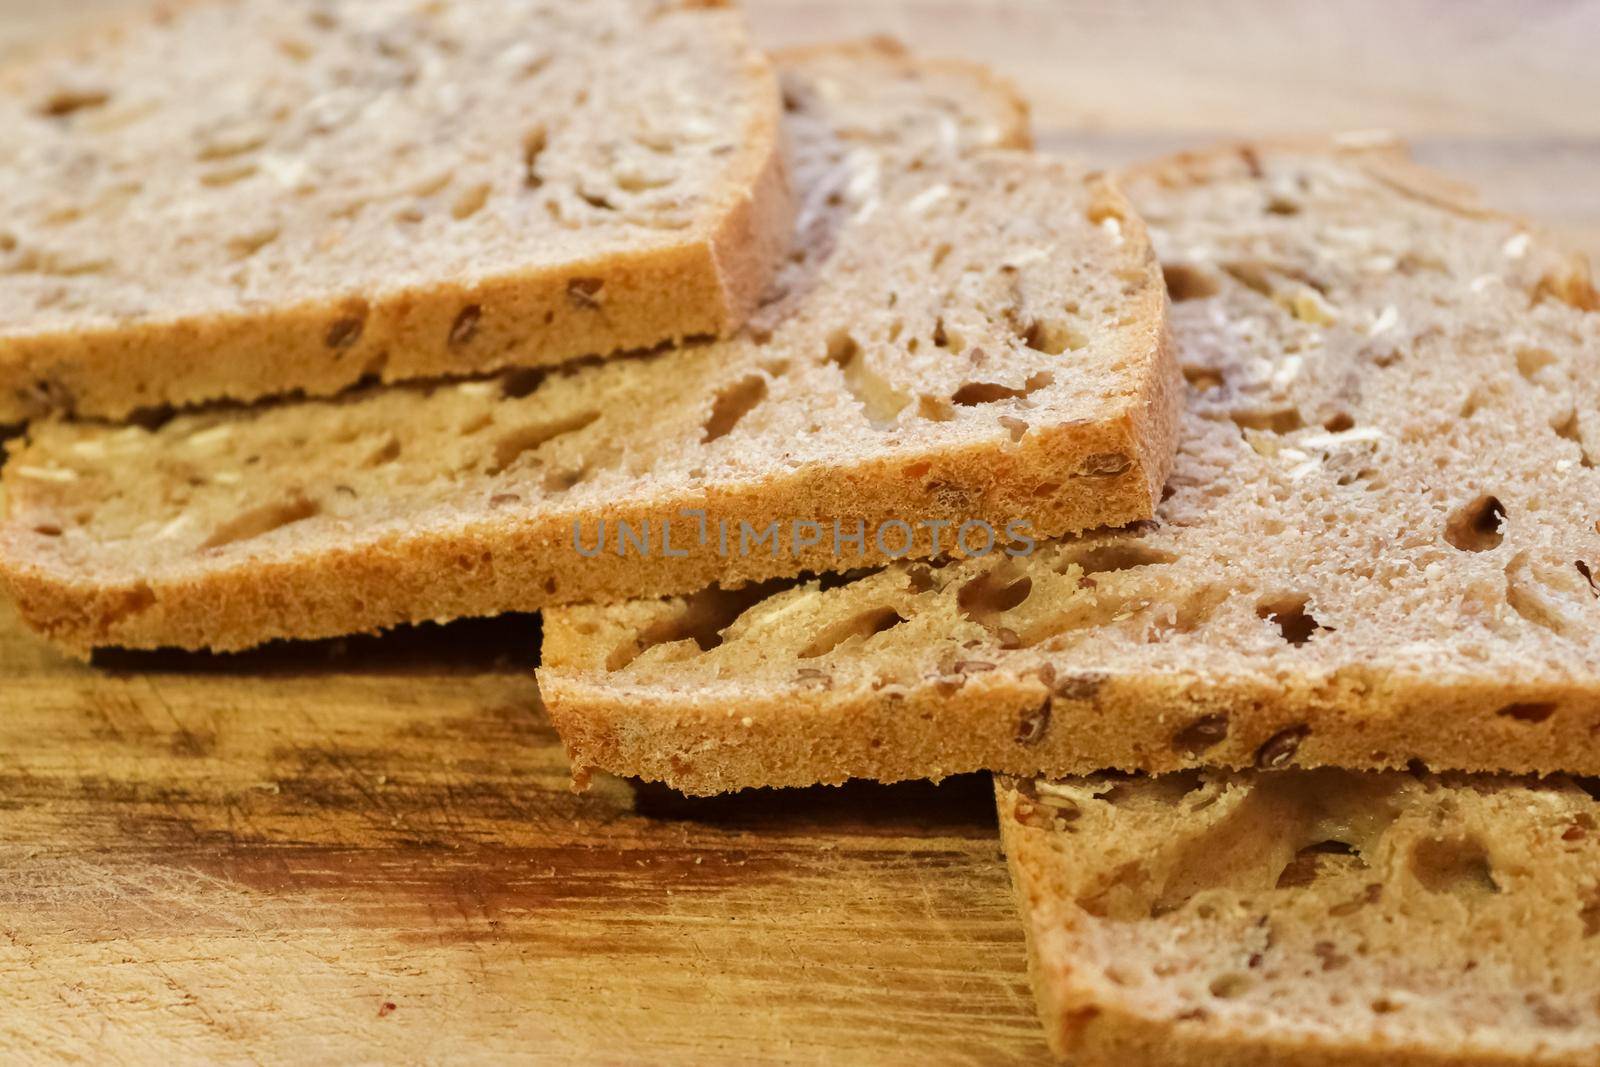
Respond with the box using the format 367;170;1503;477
538;138;1600;794
0;0;790;421
0;43;1179;654
997;769;1600;1066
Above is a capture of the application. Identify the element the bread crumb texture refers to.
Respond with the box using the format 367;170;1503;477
997;769;1600;1067
0;44;1176;653
540;141;1600;793
0;0;791;419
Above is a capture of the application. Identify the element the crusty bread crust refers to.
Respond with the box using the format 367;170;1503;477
997;771;1600;1066
538;137;1600;793
0;46;1177;655
0;0;793;422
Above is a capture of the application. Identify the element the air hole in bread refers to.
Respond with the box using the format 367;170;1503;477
200;495;320;550
1581;889;1600;937
276;36;313;62
1497;701;1557;724
226;227;280;261
363;435;402;467
931;316;961;349
1085;200;1124;227
38;87;111;118
799;606;907;658
1068;541;1177;575
1577;560;1599;596
1410;835;1498;896
826;330;908;427
1516;345;1558;382
917;395;955;422
1265;195;1301;216
1322;412;1355;433
1531;268;1600;312
616;168;675;193
1312;942;1349;972
491;410;599;473
1552;411;1597;467
1219;260;1276;299
1183;365;1225;392
1162;263;1220;302
998;415;1028;442
1209;973;1254;999
1327;883;1382;918
1231;408;1306;434
957;568;1033;624
1075;855;1148;918
1257;596;1323;646
452;182;492;220
32;523;63;537
1505;552;1587;635
198;129;268;162
606;582;784;671
1275;841;1360;889
1020;318;1086;355
1444;494;1505;552
199;162;259;187
826;329;859;366
521;127;547;188
702;375;766;443
952;371;1053;406
543;465;588;493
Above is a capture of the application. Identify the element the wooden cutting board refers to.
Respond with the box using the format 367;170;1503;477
2;2;1597;1062
0;602;1045;1063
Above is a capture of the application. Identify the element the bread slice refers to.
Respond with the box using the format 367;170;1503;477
996;769;1600;1066
0;0;791;422
539;138;1600;794
0;42;1178;654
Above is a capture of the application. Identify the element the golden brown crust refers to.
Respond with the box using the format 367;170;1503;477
0;0;793;422
540;665;1600;795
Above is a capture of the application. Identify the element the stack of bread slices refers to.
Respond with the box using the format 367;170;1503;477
3;3;1597;1063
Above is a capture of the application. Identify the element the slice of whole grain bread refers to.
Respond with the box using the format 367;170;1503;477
538;138;1600;794
0;0;790;421
997;769;1600;1066
0;42;1178;654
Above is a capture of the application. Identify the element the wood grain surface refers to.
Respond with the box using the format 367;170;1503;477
1;1;1598;1063
1;603;1043;1064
